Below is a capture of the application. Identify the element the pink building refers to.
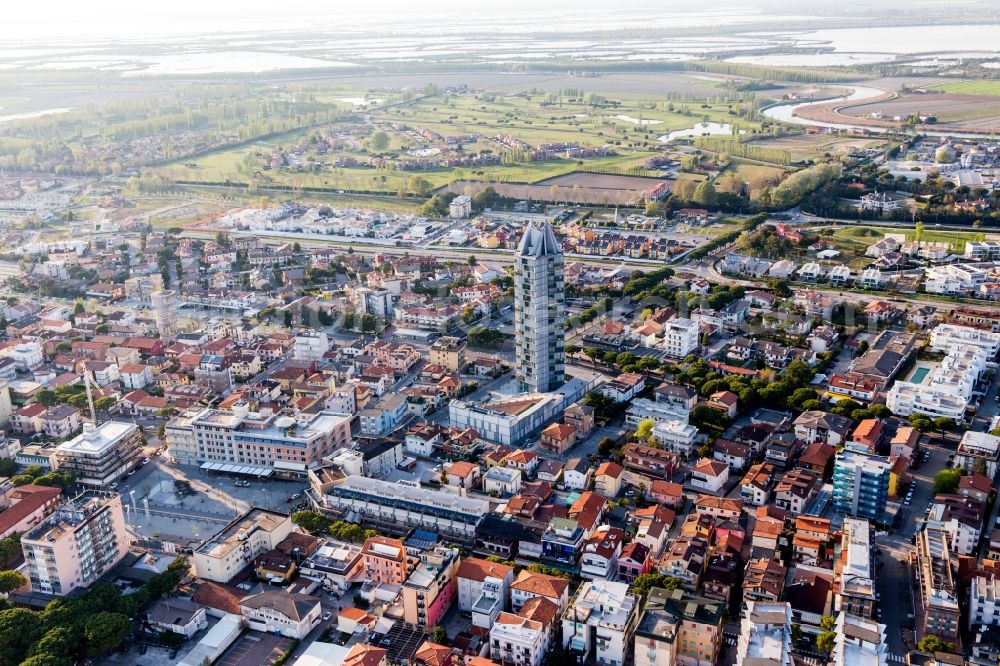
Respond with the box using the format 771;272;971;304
22;493;129;596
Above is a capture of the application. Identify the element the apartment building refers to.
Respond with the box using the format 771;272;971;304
293;330;329;362
955;431;1000;478
22;492;129;596
315;473;489;544
736;602;793;666
240;590;321;639
402;546;460;629
930;323;1000;356
916;529;960;640
969;574;1000;630
429;336;467;372
179;407;352;470
633;587;725;666
457;557;515;629
361;536;410;586
395;304;460;333
832;443;890;520
835;518;876;619
511;570;571;615
662;318;699;359
831;613;886;666
888;344;989;420
55;421;142;487
192;508;293;583
299;539;364;594
563;580;639;666
651;419;699;456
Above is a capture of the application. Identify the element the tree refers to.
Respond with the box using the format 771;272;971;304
292;510;330;534
933;417;955;432
0;460;15;477
597;437;617;457
918;634;950;653
407;175;434;197
787;387;818;410
0;536;20;565
933;469;961;494
0;570;25;594
632;573;681;598
83;612;131;656
974;456;988;476
816;631;836;653
819;615;836;631
910;413;934;432
690;405;731;434
430;625;449;646
371;131;390;151
0;608;43;666
693;180;718;206
94;396;116;412
18;655;70;666
467;255;478;266
635;418;656;442
28;626;79;662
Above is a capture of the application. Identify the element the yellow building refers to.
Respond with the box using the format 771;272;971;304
429;336;466;373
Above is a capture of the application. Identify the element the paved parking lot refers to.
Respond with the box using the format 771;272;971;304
119;458;311;546
216;632;293;666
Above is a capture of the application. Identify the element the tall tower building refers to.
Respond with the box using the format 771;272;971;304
150;289;178;340
514;221;565;393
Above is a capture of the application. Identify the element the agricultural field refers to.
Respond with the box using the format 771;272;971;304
931;80;1000;97
154;87;762;198
825;224;999;264
744;134;885;163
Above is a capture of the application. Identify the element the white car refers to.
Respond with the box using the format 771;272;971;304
322;611;332;621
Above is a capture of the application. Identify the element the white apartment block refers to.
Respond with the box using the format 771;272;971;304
736;602;793;666
293;330;329;362
193;509;293;583
966;240;1000;261
887;344;988;420
317;474;489;544
662;318;699;359
969;575;1000;630
450;195;473;219
563;580;639;666
3;341;43;372
651;419;699;456
624;399;690;429
491;612;550;666
925;264;989;295
177;407;352;470
22;493;129;596
832;613;887;666
55;421;142;487
929;323;1000;357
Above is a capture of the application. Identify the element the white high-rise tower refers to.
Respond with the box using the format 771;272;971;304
150;289;178;341
514;221;565;393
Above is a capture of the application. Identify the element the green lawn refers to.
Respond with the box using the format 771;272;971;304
932;80;1000;96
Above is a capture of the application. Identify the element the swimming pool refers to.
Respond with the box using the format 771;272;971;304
909;366;930;384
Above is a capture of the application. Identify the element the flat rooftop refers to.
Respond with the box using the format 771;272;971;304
57;421;137;456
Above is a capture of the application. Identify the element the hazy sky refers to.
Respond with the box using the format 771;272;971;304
2;0;798;39
0;0;965;42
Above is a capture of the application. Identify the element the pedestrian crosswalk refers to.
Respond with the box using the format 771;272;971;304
887;653;906;663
